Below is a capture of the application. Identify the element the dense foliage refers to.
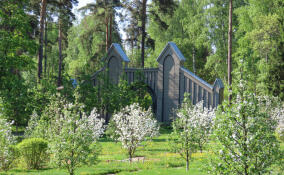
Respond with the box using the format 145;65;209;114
0;0;36;127
148;0;284;99
76;75;153;122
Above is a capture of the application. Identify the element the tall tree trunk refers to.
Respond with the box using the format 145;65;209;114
105;16;109;52
44;16;48;77
109;14;112;47
57;17;63;87
141;0;147;68
193;48;196;74
131;38;134;56
228;0;233;103
38;0;47;82
186;149;189;171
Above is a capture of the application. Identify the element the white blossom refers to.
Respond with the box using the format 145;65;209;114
176;100;215;152
24;111;40;138
256;95;284;138
211;92;281;174
48;102;105;175
112;103;159;160
170;93;215;171
0;118;15;170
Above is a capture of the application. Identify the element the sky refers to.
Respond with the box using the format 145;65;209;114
76;0;93;9
73;0;153;42
72;0;93;22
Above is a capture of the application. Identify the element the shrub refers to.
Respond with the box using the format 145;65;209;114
111;103;159;161
0;119;16;171
17;138;48;169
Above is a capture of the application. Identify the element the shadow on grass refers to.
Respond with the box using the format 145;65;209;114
159;125;172;134
99;136;115;143
152;138;167;142
81;169;121;175
80;168;139;175
168;162;184;168
144;148;169;152
8;167;53;173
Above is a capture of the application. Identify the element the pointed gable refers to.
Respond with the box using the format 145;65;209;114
213;78;224;90
107;43;130;62
157;42;186;64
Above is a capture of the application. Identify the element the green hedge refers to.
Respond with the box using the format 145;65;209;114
17;138;48;169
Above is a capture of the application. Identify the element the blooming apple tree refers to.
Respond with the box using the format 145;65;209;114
257;95;284;141
277;118;284;141
170;93;215;171
112;103;159;161
210;89;282;174
0;118;16;171
24;111;49;139
48;102;105;175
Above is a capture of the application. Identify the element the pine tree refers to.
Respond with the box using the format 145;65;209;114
51;0;78;86
80;0;120;52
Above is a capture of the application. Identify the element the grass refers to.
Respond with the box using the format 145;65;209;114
1;126;284;175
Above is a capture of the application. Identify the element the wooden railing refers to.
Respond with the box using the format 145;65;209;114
180;67;224;108
124;68;158;93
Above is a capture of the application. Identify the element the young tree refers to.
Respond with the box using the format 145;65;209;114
24;111;48;139
48;102;105;175
170;93;215;171
210;81;282;174
256;95;284;142
112;103;159;161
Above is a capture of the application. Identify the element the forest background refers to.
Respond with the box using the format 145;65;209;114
0;0;283;127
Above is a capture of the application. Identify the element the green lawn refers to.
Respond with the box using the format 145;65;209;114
1;127;283;175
